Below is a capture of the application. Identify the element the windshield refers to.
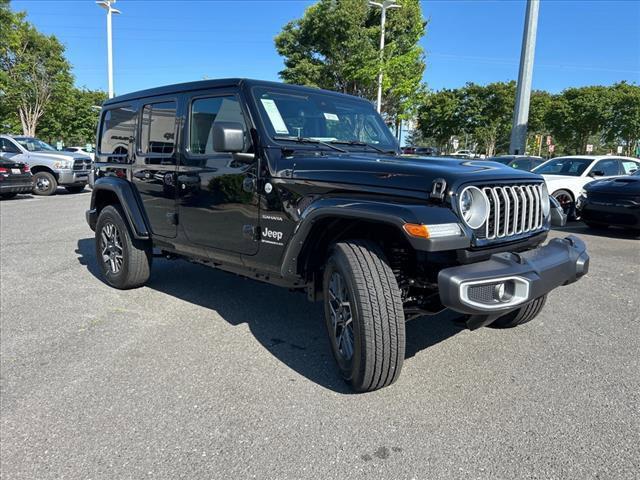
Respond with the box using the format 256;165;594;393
252;86;398;152
15;137;57;152
533;157;593;176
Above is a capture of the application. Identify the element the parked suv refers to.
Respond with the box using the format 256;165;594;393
0;135;92;195
86;79;589;392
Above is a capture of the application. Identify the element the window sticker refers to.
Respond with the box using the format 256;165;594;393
260;98;289;134
323;112;339;122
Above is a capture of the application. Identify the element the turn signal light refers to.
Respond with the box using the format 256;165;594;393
403;222;462;239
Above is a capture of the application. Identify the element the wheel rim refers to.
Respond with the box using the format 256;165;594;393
554;192;573;214
100;222;124;274
35;176;50;192
328;271;354;361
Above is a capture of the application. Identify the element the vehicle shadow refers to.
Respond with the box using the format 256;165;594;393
553;222;640;240
76;237;463;392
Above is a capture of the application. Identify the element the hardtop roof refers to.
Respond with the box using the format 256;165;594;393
102;78;364;107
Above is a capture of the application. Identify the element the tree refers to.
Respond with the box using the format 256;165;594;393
0;0;73;136
416;88;461;151
275;0;427;129
546;86;610;154
604;82;640;156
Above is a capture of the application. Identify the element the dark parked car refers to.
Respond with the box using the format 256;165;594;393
0;157;32;199
86;78;589;392
487;155;545;171
577;169;640;231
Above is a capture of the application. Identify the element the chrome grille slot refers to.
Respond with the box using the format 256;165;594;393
482;183;544;240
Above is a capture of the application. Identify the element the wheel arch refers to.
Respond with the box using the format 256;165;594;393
30;165;58;179
90;177;151;239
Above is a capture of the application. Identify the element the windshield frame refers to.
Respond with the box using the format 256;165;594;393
248;85;399;154
14;137;57;152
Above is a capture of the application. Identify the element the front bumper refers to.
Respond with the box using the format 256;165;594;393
438;235;589;329
579;199;640;228
57;169;90;186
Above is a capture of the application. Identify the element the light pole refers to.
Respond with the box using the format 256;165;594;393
369;0;401;113
96;0;121;99
509;0;539;155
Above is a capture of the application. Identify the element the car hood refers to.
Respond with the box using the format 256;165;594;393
586;175;640;195
287;153;541;192
27;151;91;162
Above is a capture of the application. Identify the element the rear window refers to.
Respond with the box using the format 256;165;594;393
139;101;177;155
99;106;137;162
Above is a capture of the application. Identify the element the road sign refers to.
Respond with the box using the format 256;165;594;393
452;139;459;150
546;135;552;146
56;141;63;150
548;144;555;153
617;146;623;154
586;144;593;153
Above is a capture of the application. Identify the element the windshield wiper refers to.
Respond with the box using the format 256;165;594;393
329;140;396;155
273;136;347;153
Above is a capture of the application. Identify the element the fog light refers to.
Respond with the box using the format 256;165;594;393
493;281;514;302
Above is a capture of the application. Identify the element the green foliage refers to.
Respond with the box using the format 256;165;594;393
275;0;427;126
603;82;640;156
0;0;106;143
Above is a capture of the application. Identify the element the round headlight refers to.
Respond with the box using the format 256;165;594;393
541;183;550;217
458;186;489;229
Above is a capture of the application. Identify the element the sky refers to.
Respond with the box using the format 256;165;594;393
11;0;640;97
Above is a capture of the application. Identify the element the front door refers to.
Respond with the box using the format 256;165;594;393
132;98;179;238
178;90;259;255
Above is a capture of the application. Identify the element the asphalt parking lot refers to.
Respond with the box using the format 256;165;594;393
1;191;639;479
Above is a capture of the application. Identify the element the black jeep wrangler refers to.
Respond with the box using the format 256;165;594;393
87;79;589;392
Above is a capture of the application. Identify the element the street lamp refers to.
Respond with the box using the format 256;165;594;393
96;0;121;99
369;0;401;113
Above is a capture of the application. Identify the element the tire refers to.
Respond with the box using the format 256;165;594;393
584;221;608;229
95;204;152;289
490;295;547;329
32;171;58;196
323;240;405;392
65;185;85;194
0;193;17;199
552;189;576;220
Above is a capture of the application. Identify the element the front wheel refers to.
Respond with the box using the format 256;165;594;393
323;240;405;392
32;171;57;196
95;205;152;289
490;295;547;329
552;189;577;220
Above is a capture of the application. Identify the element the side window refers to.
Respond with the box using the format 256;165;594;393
0;138;21;153
139;101;177;155
593;159;621;176
189;95;249;156
621;160;639;174
99;106;137;162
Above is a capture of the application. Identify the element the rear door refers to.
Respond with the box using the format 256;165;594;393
132;97;180;239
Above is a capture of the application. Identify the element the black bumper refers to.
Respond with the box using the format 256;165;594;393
0;181;33;194
438;235;589;329
580;201;640;228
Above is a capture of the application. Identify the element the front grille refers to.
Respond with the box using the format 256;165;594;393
73;159;92;171
480;184;545;240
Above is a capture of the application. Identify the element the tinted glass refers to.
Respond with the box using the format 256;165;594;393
15;137;56;152
99;106;137;161
252;87;397;150
487;156;513;164
593;159;620;176
533;157;593;176
140;101;177;154
189;96;248;155
0;138;20;153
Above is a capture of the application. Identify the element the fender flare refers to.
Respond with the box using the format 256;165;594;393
280;196;470;280
88;177;151;239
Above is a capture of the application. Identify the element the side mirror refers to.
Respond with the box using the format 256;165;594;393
590;170;605;177
212;122;245;153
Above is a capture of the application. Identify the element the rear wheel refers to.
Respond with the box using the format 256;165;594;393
65;185;85;194
95;204;152;289
490;295;547;329
552;189;576;220
323;240;405;392
32;171;58;196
